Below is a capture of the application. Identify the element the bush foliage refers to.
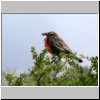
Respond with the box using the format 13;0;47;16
2;47;98;86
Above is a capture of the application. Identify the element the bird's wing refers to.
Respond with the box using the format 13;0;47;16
49;36;72;54
57;36;73;53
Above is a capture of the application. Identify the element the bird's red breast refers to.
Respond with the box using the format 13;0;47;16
44;37;54;54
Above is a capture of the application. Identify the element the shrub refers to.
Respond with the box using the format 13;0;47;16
2;47;98;86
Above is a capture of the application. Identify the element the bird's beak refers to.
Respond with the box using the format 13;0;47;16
42;33;47;36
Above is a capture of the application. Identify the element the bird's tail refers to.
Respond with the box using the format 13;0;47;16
74;56;83;63
65;52;83;63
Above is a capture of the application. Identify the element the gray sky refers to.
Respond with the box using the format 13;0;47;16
2;14;98;74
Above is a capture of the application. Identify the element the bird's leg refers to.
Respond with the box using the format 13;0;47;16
50;55;61;64
50;54;57;64
58;57;61;62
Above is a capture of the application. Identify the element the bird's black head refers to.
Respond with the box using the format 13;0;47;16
42;31;57;37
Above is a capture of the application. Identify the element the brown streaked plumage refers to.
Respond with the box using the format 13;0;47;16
42;31;83;63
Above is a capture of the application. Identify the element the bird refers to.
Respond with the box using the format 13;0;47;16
42;31;83;63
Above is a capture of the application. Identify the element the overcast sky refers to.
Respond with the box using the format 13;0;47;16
2;14;98;74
